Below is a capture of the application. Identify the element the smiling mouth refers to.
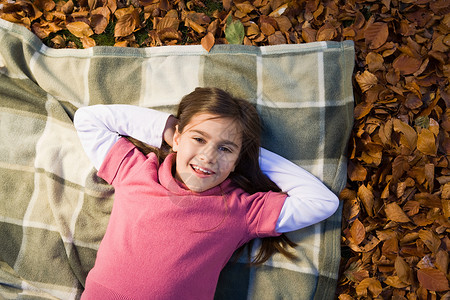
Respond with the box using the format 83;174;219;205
191;164;215;175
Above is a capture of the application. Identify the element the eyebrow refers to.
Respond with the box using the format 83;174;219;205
190;129;240;149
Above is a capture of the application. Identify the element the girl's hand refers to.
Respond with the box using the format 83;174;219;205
163;115;178;147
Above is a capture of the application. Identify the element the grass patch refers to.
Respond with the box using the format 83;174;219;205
193;0;223;17
92;21;116;46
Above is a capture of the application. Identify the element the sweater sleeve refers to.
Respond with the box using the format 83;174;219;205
259;148;339;233
74;104;171;170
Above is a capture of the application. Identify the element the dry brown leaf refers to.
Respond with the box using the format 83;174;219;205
348;160;367;182
358;185;374;217
301;27;316;43
355;70;377;93
317;23;336;41
114;8;140;37
393;119;417;150
417;129;437;156
353;102;373;120
350;219;365;245
90;7;110;34
66;21;93;38
393;54;422;75
80;36;95;48
418;229;441;253
385;202;411;223
395;256;413;284
235;1;254;14
267;31;285;45
356;278;382;297
384;276;409;288
417;268;450;292
366;52;384;72
364;22;389;49
201;31;214;52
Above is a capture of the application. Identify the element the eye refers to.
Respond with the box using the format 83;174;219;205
193;137;206;144
218;146;232;153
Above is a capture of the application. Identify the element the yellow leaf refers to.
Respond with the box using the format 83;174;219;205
417;128;437;156
80;36;95;48
66;21;93;38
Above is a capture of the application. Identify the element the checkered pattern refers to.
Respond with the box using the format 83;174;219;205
0;18;354;299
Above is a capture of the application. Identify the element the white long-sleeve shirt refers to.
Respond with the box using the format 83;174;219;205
74;105;339;233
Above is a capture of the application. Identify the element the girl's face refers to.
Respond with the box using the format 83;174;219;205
172;113;242;193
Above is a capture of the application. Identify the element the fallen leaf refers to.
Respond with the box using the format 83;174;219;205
114;8;140;37
385;202;411;223
81;36;95;48
356;278;382;297
384;276;409;288
417;268;450;292
418;229;441;254
355;70;378;93
225;16;244;44
358;185;374;217
417;129;437;156
66;21;93;38
317;23;336;41
201;31;214;52
353;102;373;119
364;22;389;49
393;54;422;75
395;256;413;284
350;219;365;245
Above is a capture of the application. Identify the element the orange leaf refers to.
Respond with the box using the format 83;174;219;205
350;219;365;245
201;32;215;52
417;129;437;156
364;22;389;49
66;21;93;38
114;8;140;37
417;268;450;292
385;202;411;223
356;278;382;297
80;36;95;48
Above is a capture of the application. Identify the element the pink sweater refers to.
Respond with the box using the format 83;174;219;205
81;138;286;299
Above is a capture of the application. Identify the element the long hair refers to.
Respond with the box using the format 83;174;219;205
128;87;297;265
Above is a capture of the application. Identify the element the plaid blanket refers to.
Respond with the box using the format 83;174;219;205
0;18;354;300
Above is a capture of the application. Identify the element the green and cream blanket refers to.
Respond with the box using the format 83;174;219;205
0;18;354;300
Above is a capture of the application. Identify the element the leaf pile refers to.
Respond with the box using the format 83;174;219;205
1;0;449;298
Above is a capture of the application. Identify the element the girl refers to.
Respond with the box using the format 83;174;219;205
74;87;339;299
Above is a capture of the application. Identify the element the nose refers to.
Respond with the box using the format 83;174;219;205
199;145;217;164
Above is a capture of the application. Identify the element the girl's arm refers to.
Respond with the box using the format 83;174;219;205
259;148;339;233
74;104;175;170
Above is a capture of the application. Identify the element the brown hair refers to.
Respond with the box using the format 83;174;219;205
128;87;296;265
